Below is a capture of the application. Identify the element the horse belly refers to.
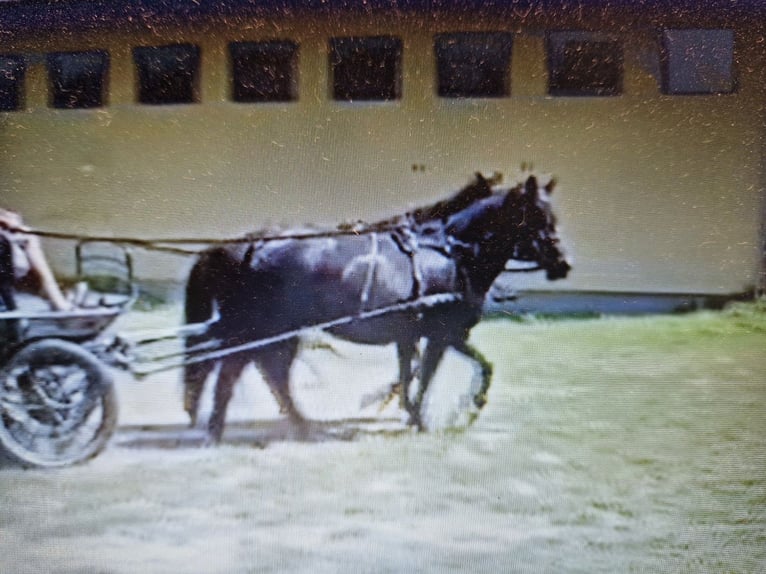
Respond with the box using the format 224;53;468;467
328;311;417;345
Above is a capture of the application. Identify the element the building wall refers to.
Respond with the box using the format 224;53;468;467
1;9;764;295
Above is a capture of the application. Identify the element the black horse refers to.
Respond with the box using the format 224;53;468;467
0;232;17;313
183;174;570;441
0;233;20;342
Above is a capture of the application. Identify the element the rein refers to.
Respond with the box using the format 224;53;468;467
129;292;463;376
501;265;543;274
4;198;553;273
134;263;548;375
0;221;410;256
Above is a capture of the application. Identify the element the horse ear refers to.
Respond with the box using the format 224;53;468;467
470;172;493;198
545;178;556;195
523;175;539;198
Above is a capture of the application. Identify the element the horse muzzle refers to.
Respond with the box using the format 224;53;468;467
546;259;571;281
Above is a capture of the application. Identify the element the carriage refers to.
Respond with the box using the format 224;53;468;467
0;241;137;467
0;173;570;468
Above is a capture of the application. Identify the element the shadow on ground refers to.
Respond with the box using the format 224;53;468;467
113;418;412;450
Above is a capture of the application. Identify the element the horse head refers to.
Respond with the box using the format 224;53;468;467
503;175;570;280
445;174;570;285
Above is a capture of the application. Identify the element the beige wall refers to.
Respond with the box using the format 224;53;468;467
1;13;764;294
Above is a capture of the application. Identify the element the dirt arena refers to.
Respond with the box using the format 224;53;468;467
2;303;765;573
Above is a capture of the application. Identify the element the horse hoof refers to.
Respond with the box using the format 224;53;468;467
201;435;219;448
203;427;224;446
285;415;311;441
406;413;425;431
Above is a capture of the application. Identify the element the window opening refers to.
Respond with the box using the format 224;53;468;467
133;44;200;105
548;32;623;97
435;32;513;98
47;51;109;109
0;55;24;111
330;36;402;102
661;29;735;95
230;40;298;102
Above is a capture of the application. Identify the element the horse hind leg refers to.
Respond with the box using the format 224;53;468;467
183;358;216;428
255;339;305;429
207;354;250;444
409;339;448;430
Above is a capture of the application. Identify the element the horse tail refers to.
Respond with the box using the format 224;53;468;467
185;251;217;327
182;249;221;422
0;232;18;312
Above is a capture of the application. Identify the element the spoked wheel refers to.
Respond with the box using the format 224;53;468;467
0;339;117;468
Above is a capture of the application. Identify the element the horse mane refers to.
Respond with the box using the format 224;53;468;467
409;172;499;224
353;172;500;234
246;172;505;240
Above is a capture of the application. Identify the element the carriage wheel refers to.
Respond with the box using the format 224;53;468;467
0;339;118;468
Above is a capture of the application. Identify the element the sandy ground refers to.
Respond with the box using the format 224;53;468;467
1;306;765;573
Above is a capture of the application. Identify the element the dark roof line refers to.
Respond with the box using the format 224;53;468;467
1;0;763;35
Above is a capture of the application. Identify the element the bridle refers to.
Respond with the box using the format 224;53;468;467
501;264;543;274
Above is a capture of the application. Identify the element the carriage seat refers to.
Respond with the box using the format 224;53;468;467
10;288;128;313
72;284;132;309
13;292;52;312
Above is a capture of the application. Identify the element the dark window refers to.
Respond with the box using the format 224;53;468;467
230;41;298;103
661;29;735;95
133;44;200;105
548;33;623;96
435;32;513;98
0;55;24;111
47;51;109;109
330;36;402;102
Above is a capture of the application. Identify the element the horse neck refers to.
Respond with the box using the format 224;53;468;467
454;242;510;299
443;197;507;298
446;205;517;298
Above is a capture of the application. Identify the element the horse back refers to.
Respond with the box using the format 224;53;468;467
250;234;416;312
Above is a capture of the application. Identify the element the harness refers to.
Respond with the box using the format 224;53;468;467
360;220;465;312
359;232;380;310
131;290;463;376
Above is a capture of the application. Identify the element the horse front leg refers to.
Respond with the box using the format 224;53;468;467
453;339;493;412
409;339;447;430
